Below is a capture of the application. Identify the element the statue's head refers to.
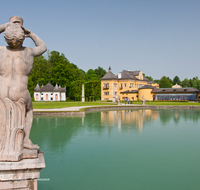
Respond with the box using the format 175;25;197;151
4;24;25;49
9;16;23;26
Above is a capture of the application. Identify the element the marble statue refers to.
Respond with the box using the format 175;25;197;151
142;95;146;105
0;16;47;161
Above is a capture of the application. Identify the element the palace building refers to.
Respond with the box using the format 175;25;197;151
101;68;200;101
34;83;66;101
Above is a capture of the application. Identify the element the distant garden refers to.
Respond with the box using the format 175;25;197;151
28;51;107;101
29;50;200;101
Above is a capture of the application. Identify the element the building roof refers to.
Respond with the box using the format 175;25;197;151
120;90;138;94
34;83;66;92
101;70;118;80
139;85;155;89
34;84;41;91
101;69;151;82
152;88;199;93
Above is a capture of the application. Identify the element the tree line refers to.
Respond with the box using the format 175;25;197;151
144;74;200;89
28;51;107;101
29;50;200;101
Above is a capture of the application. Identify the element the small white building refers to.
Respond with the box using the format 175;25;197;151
34;83;66;101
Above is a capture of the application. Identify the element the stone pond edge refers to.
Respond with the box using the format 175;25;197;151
33;105;200;116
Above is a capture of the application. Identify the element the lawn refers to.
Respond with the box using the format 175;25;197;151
33;100;200;109
131;101;200;106
33;101;116;109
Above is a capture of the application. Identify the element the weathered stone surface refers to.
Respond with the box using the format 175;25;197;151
0;152;45;189
0;16;46;189
0;97;38;162
0;97;25;161
0;16;47;153
0;179;37;190
0;152;45;180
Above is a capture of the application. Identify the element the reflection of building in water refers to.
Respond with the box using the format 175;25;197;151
101;110;159;132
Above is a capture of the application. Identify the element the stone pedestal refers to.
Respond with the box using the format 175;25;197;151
0;151;45;190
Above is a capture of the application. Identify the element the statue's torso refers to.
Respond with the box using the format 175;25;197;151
0;46;33;101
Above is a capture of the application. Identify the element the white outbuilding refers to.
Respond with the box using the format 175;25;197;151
34;83;66;101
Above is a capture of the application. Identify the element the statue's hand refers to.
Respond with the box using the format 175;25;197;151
21;26;31;37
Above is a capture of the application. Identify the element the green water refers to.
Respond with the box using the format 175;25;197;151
31;109;200;190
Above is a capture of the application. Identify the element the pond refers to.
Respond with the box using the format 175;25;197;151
30;109;200;190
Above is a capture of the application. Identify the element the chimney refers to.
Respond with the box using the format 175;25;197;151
118;73;121;78
108;66;111;72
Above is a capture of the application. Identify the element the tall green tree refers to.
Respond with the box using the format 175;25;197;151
28;50;86;98
159;76;173;88
181;78;190;87
85;80;101;101
173;76;181;85
86;69;98;81
69;80;84;100
94;67;107;79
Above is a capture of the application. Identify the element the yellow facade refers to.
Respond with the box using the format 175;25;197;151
138;88;153;101
101;68;199;101
101;69;156;101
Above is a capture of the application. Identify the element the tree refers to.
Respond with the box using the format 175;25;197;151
94;67;107;79
181;78;190;87
167;77;173;84
86;69;98;81
69;80;84;100
191;77;200;89
172;76;181;85
28;50;86;98
85;80;101;101
154;79;160;84
159;76;173;88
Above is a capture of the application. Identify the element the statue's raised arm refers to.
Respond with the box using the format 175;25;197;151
22;26;47;57
0;23;11;34
0;16;22;34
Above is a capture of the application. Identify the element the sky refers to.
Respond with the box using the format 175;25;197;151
0;0;200;81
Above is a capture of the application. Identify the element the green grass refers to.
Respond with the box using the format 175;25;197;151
33;101;116;109
33;100;200;109
130;101;200;106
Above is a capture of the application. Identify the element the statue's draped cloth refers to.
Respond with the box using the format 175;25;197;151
0;97;37;161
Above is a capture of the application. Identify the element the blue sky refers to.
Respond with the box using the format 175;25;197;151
1;0;200;81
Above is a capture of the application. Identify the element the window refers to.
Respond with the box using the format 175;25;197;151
51;97;53;100
104;83;109;88
130;83;134;87
124;83;127;87
36;94;39;100
120;83;123;88
46;94;48;100
55;94;58;100
115;92;117;95
41;97;43;100
104;92;109;95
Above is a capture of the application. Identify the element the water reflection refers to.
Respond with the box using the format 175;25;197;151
31;109;200;190
101;110;159;133
158;109;200;125
31;116;85;154
31;109;200;152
